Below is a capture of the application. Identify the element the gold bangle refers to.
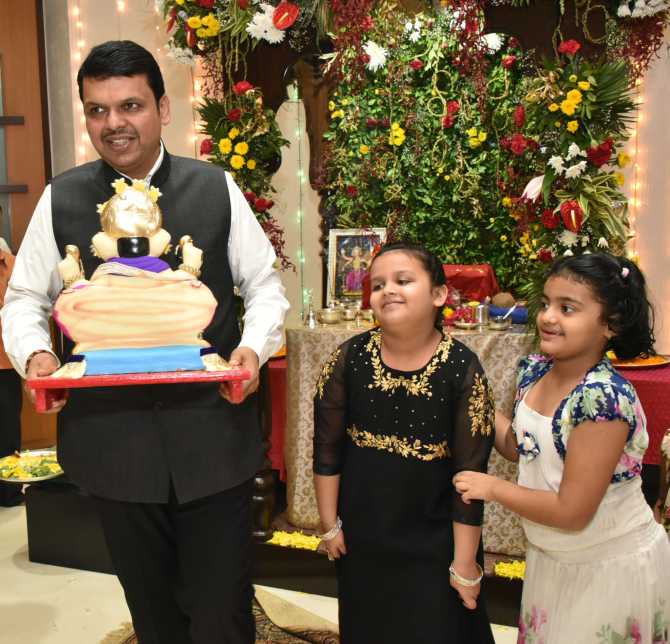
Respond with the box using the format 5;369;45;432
178;263;201;278
449;562;483;587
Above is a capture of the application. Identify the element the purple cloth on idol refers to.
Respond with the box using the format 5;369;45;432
108;256;170;273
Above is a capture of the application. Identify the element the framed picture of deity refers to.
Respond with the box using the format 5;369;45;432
327;228;386;305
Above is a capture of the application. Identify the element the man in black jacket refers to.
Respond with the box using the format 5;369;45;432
2;40;289;643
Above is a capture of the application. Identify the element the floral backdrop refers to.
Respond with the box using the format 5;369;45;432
158;0;669;294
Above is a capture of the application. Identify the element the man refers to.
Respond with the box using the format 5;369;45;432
1;41;289;643
0;236;22;507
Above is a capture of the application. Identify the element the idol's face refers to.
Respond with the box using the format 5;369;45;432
82;74;170;179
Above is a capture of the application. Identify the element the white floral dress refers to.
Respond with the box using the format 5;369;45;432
513;355;670;644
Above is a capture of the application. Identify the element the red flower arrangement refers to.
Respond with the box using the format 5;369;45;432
227;108;242;122
409;59;424;71
557;40;581;56
200;138;214;156
541;209;560;230
232;80;254;95
560;200;584;232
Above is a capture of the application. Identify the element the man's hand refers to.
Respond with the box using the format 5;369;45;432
25;352;67;413
220;346;259;404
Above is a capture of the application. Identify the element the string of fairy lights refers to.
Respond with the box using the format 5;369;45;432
626;77;644;261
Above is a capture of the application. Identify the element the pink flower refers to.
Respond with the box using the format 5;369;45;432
361;15;374;31
629;619;642;644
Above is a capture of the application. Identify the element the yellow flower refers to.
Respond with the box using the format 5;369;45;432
218;138;232;154
187;16;202;29
566;89;582;104
359;144;370;155
548;103;559;112
614;172;625;186
341;98;350;106
131;179;146;192
331;110;344;119
230;155;245;170
246;159;256;170
202;14;219;33
466;127;478;137
566;120;579;133
554;121;562;128
112;178;128;195
502;196;512;208
478;131;487;142
234;141;249;155
468;138;481;149
569;74;577;82
228;128;239;140
328;101;335;111
489;217;495;223
578;81;591;91
617;152;631;168
500;234;508;242
391;122;400;131
560;100;576;116
196;28;208;38
511;211;522;221
444;174;451;181
175;0;184;4
389;130;405;146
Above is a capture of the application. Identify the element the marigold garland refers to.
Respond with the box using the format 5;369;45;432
267;530;322;550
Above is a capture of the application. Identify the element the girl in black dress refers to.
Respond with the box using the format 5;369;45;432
313;242;496;643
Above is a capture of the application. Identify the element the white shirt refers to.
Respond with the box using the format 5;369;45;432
1;146;289;376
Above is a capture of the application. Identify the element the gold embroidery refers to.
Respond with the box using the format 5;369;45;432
347;425;449;461
315;348;341;399
468;373;495;436
365;330;453;398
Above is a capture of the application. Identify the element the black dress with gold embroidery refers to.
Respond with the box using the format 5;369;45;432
314;329;495;644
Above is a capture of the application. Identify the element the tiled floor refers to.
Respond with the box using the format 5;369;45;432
0;505;518;643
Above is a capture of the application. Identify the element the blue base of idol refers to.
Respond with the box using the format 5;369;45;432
81;346;205;375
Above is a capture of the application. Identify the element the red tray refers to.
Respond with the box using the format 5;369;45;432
27;369;251;412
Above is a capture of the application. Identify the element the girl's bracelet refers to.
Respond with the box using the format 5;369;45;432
449;562;483;587
319;516;342;541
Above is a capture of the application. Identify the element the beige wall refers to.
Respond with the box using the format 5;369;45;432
44;2;668;348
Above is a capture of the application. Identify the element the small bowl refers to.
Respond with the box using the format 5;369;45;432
359;309;374;322
341;308;358;321
453;320;479;330
318;308;341;324
489;315;512;331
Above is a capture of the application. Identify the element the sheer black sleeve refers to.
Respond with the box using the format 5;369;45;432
313;342;349;475
450;355;496;525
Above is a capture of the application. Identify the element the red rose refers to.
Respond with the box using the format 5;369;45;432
232;80;254;95
558;39;581;56
502;55;517;69
560;200;584;232
227;108;242;122
441;115;455;129
273;2;300;30
514;105;525;128
509;133;528;156
243;191;257;203
409;59;424;71
238;0;249;7
197;0;215;7
361;15;374;31
586;138;614;168
346;185;359;198
538;248;554;263
541;208;560;230
199;138;214;156
254;198;274;212
447;100;460;116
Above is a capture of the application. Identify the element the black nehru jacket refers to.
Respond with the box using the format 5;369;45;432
50;152;262;503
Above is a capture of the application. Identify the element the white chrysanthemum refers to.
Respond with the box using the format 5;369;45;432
483;33;503;53
548;156;565;174
404;20;414;32
246;4;285;44
363;40;388;72
559;230;579;247
597;237;609;248
408;29;421;43
566;143;585;160
165;43;195;65
564;161;587;179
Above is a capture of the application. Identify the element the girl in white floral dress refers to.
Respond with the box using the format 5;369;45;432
454;253;670;644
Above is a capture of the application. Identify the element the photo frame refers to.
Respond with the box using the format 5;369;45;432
327;228;386;305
